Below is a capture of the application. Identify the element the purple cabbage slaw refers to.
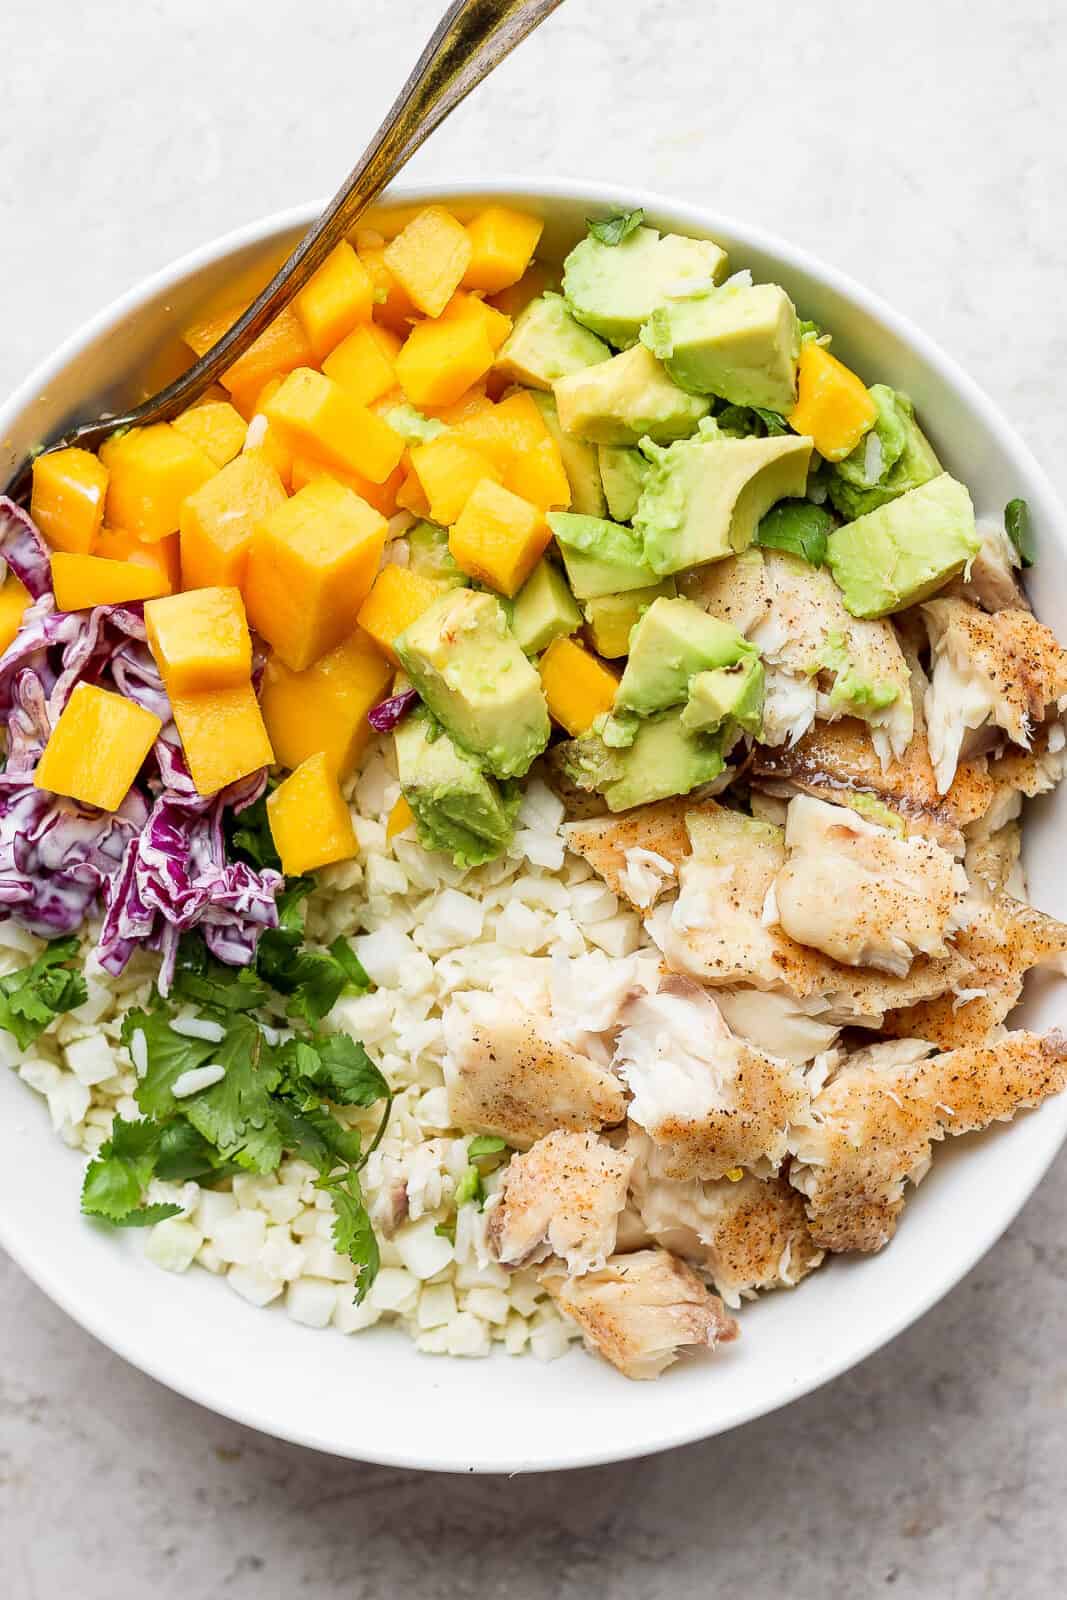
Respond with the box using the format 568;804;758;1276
0;497;282;988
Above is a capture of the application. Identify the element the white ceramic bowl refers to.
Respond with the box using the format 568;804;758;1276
2;180;1066;1474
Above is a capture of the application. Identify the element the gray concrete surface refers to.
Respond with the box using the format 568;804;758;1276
1;1;1066;1594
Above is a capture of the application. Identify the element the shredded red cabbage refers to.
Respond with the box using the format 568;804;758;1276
367;687;419;732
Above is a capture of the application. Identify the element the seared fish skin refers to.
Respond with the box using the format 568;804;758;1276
488;1130;634;1275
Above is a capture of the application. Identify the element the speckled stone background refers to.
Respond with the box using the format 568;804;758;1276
2;2;1066;1594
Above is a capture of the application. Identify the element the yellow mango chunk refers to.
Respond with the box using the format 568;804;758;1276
386;794;414;840
172;400;247;467
357;245;418;336
267;751;357;877
145;586;251;695
538;636;618;736
384;206;472;319
463;206;544;294
449;480;550;598
488;261;557;320
243;377;295;488
0;576;30;654
245;478;388;671
263;368;405;485
289;454;404;519
440;291;513;353
30;447;109;555
322;323;398;407
425;386;492;425
260;626;391;780
293;241;375;362
95;527;180;593
394;318;495;409
170;681;274;796
52;553;170;610
182;304;314;406
35;683;162;811
451;392;571;510
408;435;501;526
789;342;878;463
179;452;287;592
356;565;443;665
100;424;216;541
395;470;431;519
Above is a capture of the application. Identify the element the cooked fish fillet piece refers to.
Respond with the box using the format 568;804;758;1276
986;728;1067;804
443;992;627;1150
564;799;693;909
687;547;913;758
964;821;1022;899
547;950;659;1062
882;892;1067;1049
946;516;1029;613
768;795;970;975
613;982;808;1180
629;1140;824;1305
924;599;1067;794
789;1029;1067;1252
650;802;971;1018
714;987;842;1063
488;1130;635;1275
540;1247;739;1380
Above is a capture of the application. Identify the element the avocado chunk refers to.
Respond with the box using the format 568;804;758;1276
510;559;582;654
563;226;729;349
598;446;649;522
407;521;469;589
641;282;800;413
395;588;550;779
561;708;729;813
495;292;611;391
529;392;606;516
826;472;979;619
681;655;765;737
582;579;676;658
829;385;941;521
554;344;710;447
634;421;813;575
616;595;755;717
548;512;661;600
395;708;520;869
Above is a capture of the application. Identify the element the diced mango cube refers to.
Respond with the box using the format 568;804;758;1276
394;318;495;409
322;323;398;407
448;480;550;597
463;206;544;293
538;636;618;736
267;751;357;876
288;455;404;519
172;400;247;467
35;683;162;811
293;241;375;361
450;392;571;510
386;794;414;840
408;435;501;526
384;206;472;319
100;424;216;541
30;447;108;554
52;553;170;610
245;478;388;671
425;386;492;425
357;245;418;335
244;378;295;488
260;627;391;780
263;368;405;485
395;470;431;518
145;586;251;695
95;527;180;593
0;576;30;654
179;452;287;592
440;291;512;353
357;565;443;665
788;341;879;463
170;681;274;796
182;304;314;405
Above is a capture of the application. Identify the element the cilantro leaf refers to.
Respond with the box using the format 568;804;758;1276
328;937;371;991
80;1117;181;1227
0;938;87;1049
272;1098;363;1178
154;1120;241;1186
125;1009;217;1119
587;208;644;247
227;790;281;871
1005;497;1035;568
716;403;789;439
283;1033;390;1108
329;1170;380;1303
258;933;370;1025
180;1014;283;1174
756;499;833;566
455;1164;484;1208
171;937;270;1014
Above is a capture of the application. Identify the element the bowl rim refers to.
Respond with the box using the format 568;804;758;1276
2;175;1066;1473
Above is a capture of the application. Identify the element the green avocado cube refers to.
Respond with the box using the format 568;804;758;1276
582;579;676;658
406;521;469;589
395;589;550;779
563;226;728;349
553;344;710;448
641;282;800;413
829;385;942;521
598;445;649;523
616;595;754;717
395;710;520;869
682;655;765;736
826;473;979;619
495;292;611;391
529;392;607;516
562;708;728;814
548;512;661;600
510;559;582;654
